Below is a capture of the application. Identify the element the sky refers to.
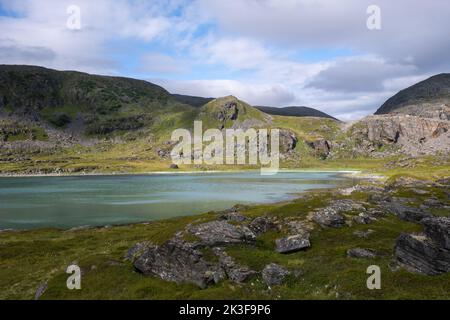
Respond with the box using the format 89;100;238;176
0;0;449;121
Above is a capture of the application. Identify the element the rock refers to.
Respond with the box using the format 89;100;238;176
187;221;256;246
262;263;290;286
385;203;432;223
219;211;248;222
134;238;225;288
169;164;179;169
306;139;331;158
312;209;346;228
394;233;450;275
353;208;386;224
422;198;444;208
279;130;298;153
248;216;279;236
275;233;311;254
411;188;429;195
353;229;375;238
34;282;47;300
125;241;154;262
213;248;257;283
421;217;450;249
347;248;378;259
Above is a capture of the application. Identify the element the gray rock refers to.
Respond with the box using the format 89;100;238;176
353;229;375;238
169;164;179;169
125;241;154;262
394;233;450;275
276;233;311;254
385;203;432;223
134;238;225;288
312;209;346;228
213;247;257;283
422;198;445;208
248;216;279;236
34;282;47;300
347;248;378;259
421;217;450;249
262;263;290;286
219;211;248;222
187;221;256;246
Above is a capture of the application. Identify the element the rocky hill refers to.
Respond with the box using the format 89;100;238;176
375;73;450;120
256;106;338;121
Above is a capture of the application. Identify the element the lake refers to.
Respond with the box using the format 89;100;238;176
0;171;355;230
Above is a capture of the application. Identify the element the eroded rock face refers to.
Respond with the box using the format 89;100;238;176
187;221;256;246
421;217;450;250
276;233;311;254
394;233;450;275
262;263;290;286
134;238;225;288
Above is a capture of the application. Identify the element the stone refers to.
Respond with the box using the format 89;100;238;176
306;139;331;158
394;233;450;275
248;216;279;236
213;248;257;283
312;209;346;228
169;164;179;169
219;211;248;222
34;282;47;300
353;229;375;238
262;263;290;286
187;221;256;246
124;241;154;262
134;238;225;288
385;203;432;223
347;248;378;259
275;233;311;254
421;217;450;249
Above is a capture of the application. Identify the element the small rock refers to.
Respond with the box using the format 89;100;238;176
276;233;311;254
347;248;378;259
169;164;179;169
353;229;375;238
248;216;279;236
219;211;248;222
34;282;47;300
213;248;257;283
262;263;290;286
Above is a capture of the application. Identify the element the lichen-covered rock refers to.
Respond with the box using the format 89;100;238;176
275;233;311;254
312;209;346;228
386;203;432;223
125;241;154;262
213;247;257;283
262;263;290;286
248;216;279;236
187;221;256;246
421;217;450;249
394;233;450;275
134;238;225;288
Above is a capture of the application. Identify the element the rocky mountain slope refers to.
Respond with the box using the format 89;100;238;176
375;73;450;120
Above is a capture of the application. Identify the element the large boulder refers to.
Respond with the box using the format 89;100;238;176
275;233;311;254
134;238;225;288
386;203;432;223
421;217;450;249
394;233;450;275
262;263;290;286
248;216;279;236
187;221;256;246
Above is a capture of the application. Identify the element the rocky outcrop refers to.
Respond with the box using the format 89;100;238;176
385;203;432;223
306;139;331;158
262;263;290;286
213;247;257;283
134;238;225;288
279;130;298;153
187;221;256;246
248;216;279;236
312;200;365;228
394;216;450;275
353;115;450;156
275;233;311;254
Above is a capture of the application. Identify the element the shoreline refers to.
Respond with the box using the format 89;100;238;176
0;168;362;178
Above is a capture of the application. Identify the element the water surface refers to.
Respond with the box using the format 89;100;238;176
0;171;354;230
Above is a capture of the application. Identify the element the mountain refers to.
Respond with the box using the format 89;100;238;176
255;106;338;121
171;94;214;108
375;73;450;119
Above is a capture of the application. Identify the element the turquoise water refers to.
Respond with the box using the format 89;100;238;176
0;172;353;230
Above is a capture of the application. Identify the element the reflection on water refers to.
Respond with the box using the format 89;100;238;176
0;171;354;229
